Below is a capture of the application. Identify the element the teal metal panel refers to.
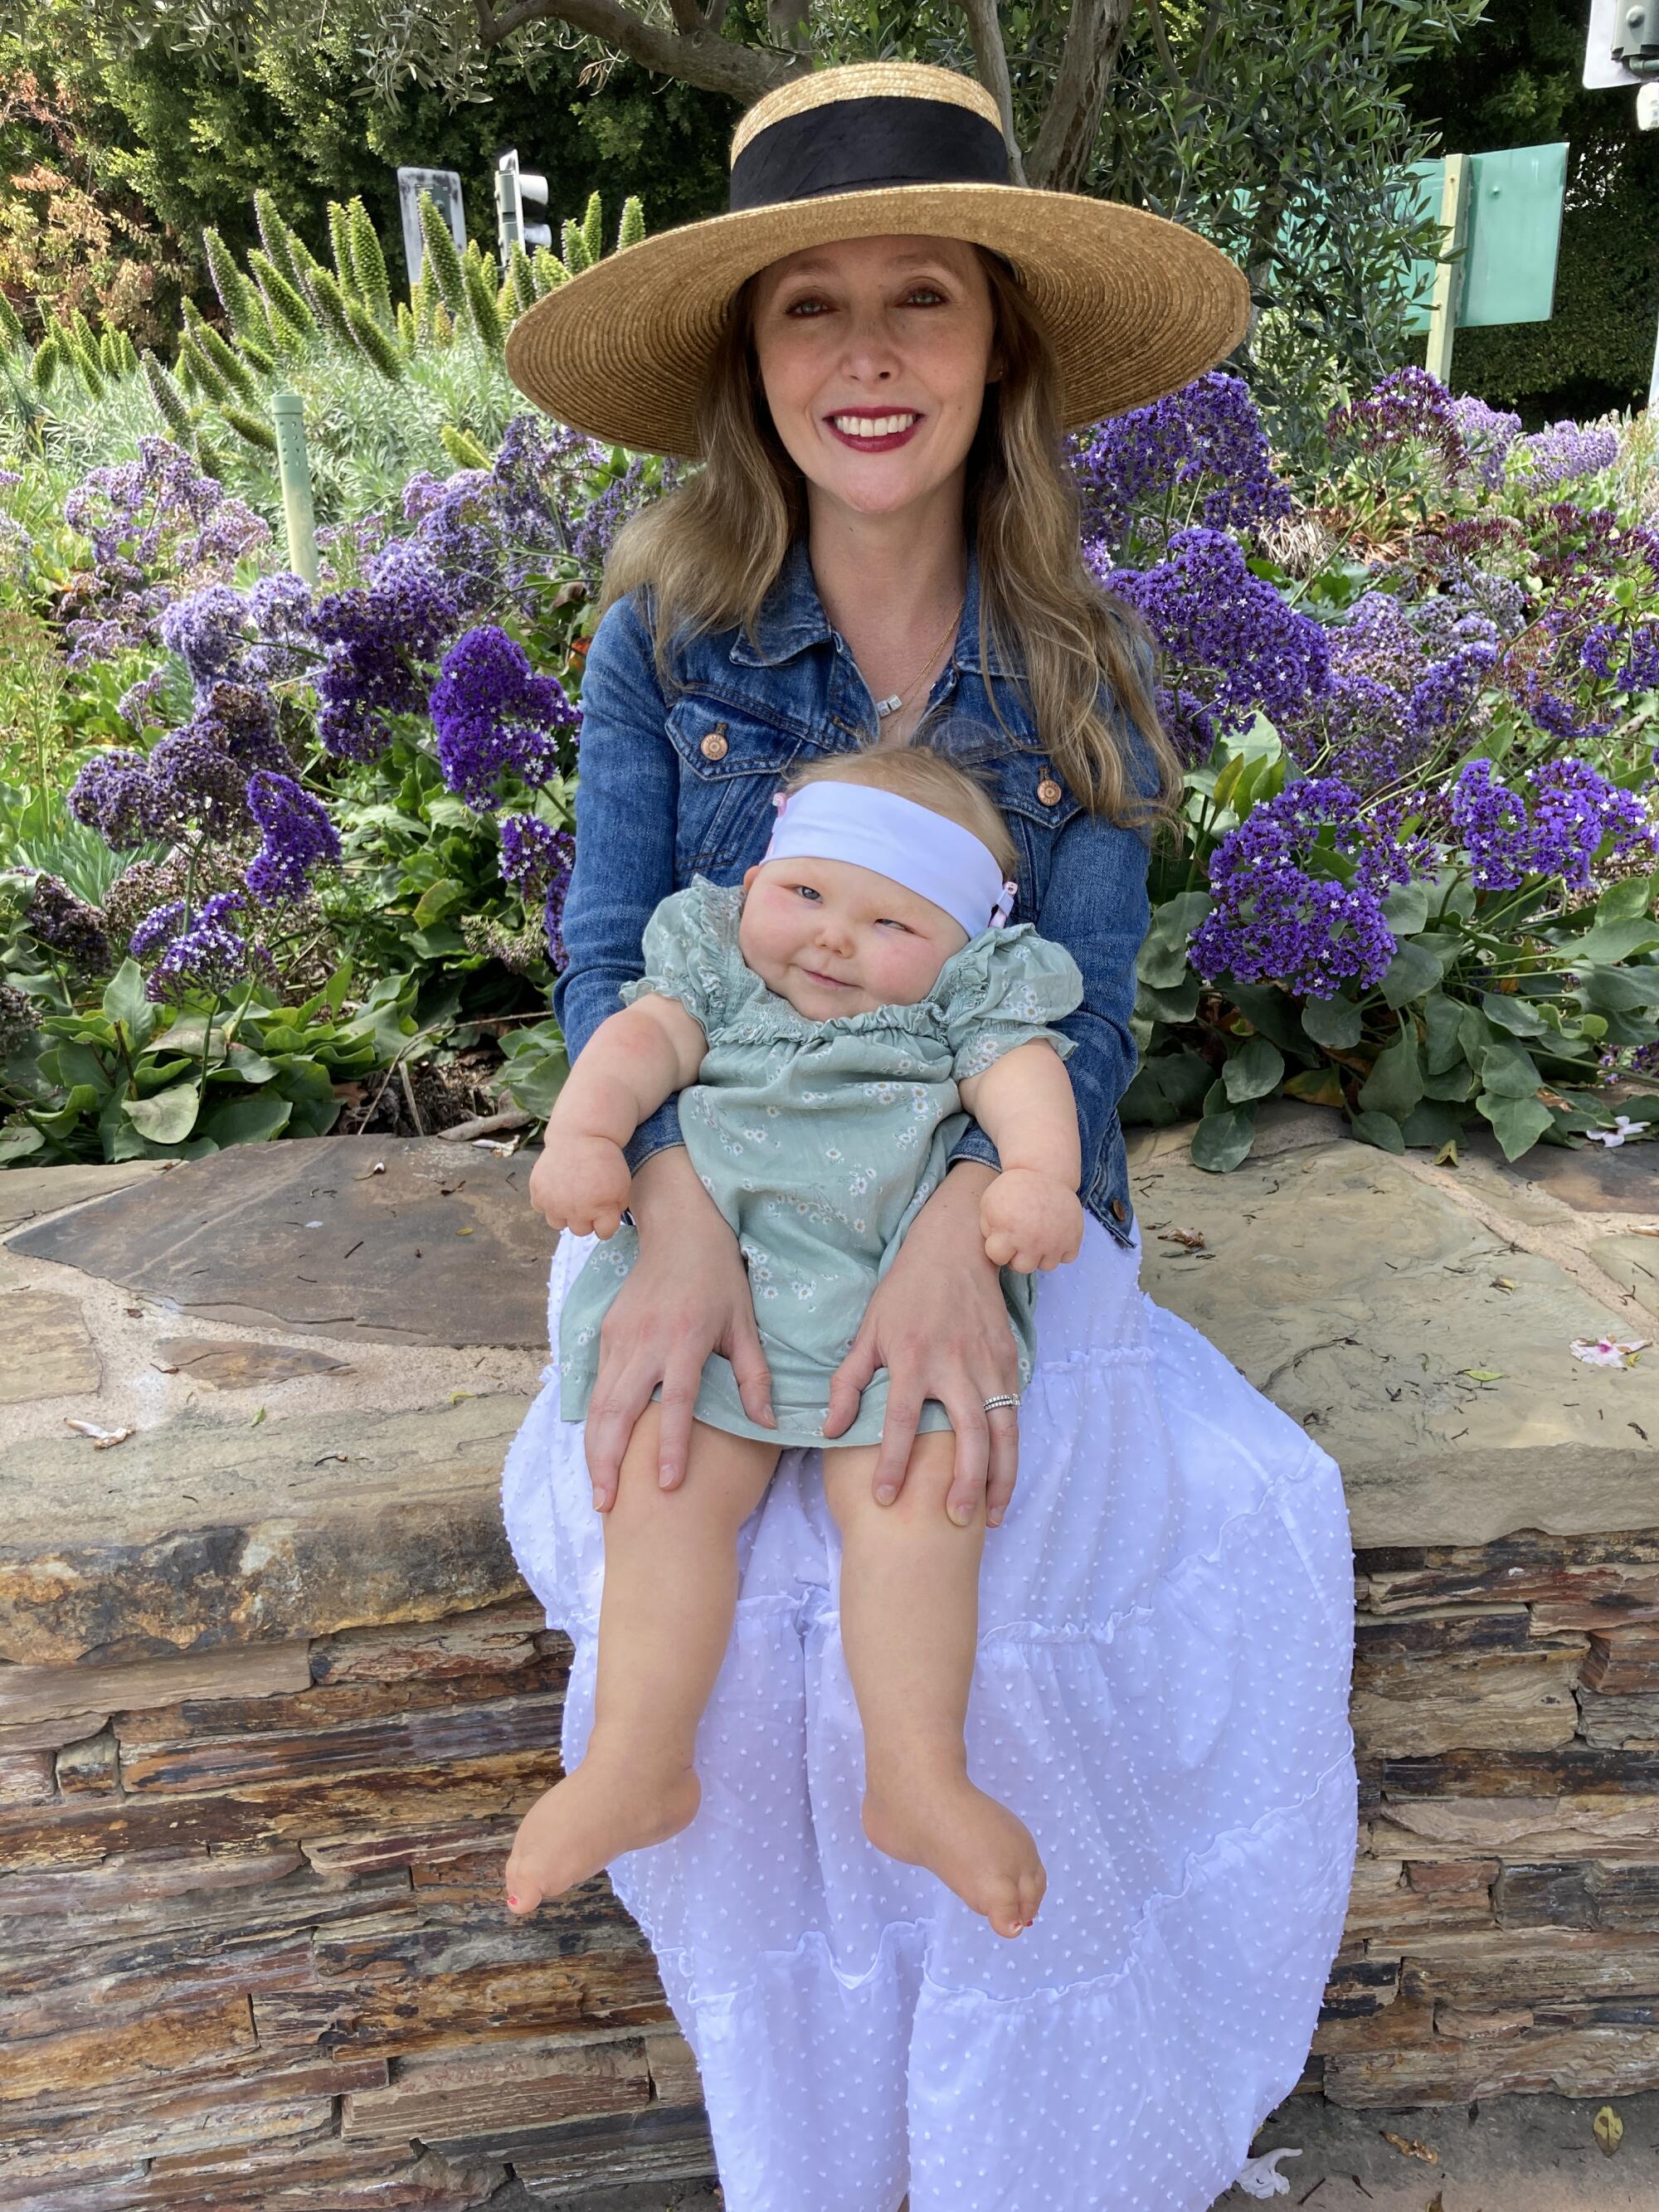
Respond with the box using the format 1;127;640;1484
1400;143;1565;334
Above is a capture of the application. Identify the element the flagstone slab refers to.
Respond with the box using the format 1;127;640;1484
1593;1234;1659;1320
152;1339;353;1391
5;1138;554;1348
0;1291;100;1404
0;1161;166;1237
1131;1130;1659;1550
1496;1135;1659;1217
0;1393;533;1666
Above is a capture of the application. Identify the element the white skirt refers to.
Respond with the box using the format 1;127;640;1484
499;1215;1359;2212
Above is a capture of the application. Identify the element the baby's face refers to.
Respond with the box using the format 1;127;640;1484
739;854;969;1019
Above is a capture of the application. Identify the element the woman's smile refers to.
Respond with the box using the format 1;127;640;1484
825;410;923;453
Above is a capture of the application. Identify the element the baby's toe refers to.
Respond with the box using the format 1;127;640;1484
1017;1866;1046;1926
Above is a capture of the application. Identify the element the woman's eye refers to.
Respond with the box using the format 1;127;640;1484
904;286;946;306
784;297;830;317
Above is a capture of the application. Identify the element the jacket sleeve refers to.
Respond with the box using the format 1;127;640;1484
946;665;1157;1193
552;592;688;1172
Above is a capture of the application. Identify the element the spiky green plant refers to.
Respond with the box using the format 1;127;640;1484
141;350;193;439
178;328;231;406
0;292;23;349
221;403;278;453
418;194;469;321
616;197;646;253
463;255;504;354
531;249;567;297
254;191;305;289
347;200;394;328
247;250;317;345
561;219;592;276
292;252;358;349
30;335;61;391
328;202;356;294
580;192;604;267
194;320;260;406
202;228;270;347
506;244;537;318
440;424;492;469
343;295;403;381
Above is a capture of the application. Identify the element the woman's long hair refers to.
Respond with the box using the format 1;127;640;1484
597;249;1181;829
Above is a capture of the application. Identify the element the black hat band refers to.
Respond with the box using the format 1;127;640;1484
728;95;1010;215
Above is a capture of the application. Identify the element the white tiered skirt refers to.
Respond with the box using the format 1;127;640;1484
499;1216;1359;2212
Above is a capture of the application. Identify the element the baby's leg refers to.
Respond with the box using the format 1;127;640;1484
820;1432;1046;1940
504;1405;779;1916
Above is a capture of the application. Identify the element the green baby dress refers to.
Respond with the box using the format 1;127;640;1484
556;874;1085;1450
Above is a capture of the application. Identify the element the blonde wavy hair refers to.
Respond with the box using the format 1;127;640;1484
598;247;1181;831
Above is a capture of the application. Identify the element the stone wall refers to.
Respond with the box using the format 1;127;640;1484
2;1117;1658;2203
0;1598;713;2210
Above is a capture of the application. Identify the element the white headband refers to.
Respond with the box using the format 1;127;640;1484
762;782;1018;938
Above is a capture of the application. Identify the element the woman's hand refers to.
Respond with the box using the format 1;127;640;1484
821;1160;1020;1529
581;1145;775;1510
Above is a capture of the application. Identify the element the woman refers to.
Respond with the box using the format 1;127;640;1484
499;60;1358;2212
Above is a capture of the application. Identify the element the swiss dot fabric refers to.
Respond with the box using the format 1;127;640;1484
500;1213;1359;2212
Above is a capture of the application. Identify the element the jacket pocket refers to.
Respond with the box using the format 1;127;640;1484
666;693;806;874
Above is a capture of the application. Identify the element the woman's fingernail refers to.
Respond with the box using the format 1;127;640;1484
591;1488;602;1510
876;1485;897;1505
988;1510;1003;1528
950;1505;971;1526
659;1466;676;1489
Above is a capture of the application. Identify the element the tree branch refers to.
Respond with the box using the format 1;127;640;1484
958;0;1027;184
1026;0;1136;193
1141;0;1181;90
474;0;804;104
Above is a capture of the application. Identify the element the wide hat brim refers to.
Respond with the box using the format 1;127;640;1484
504;182;1250;459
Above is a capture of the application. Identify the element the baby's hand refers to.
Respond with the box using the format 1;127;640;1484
528;1134;632;1239
980;1168;1084;1274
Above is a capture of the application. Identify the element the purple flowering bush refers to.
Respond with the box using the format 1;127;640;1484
1099;371;1659;1171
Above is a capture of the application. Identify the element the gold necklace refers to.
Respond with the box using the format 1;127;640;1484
868;592;966;724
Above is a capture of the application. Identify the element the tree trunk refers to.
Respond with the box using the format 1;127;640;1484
1024;0;1137;193
475;0;806;105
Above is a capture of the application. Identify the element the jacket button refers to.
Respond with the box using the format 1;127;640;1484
1109;1198;1128;1222
700;727;728;761
1037;775;1063;806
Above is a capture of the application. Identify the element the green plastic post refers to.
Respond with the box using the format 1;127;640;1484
270;392;318;586
1425;153;1471;387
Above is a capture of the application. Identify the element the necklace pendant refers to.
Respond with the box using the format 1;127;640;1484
874;694;902;718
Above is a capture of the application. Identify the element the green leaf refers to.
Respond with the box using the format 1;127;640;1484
1477;1038;1543;1098
1357;1023;1424;1121
412;876;466;928
198;1092;292;1145
1399;1099;1469;1149
1220;981;1310;1057
1349;1109;1406;1153
32;1083;101;1138
1283;1064;1346;1108
122;1082;202;1145
1379;879;1433;936
1423;991;1464;1075
1301;993;1362;1050
1379;940;1444;1009
1137;891;1210;989
1458;1004;1496;1067
1594;873;1655;924
1556;916;1659;967
1476;1089;1554;1162
1574;965;1659;1014
1136;974;1201;1024
1481;990;1547;1038
1223;1033;1285;1104
1190;1101;1258;1173
0;1122;46;1164
101;960;155;1045
1421;1058;1477;1102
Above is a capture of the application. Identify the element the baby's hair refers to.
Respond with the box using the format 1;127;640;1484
780;746;1019;882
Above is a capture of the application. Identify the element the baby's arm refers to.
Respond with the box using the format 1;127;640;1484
535;995;708;1237
957;1041;1085;1272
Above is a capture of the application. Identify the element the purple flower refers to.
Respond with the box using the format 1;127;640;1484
1405;641;1498;740
23;875;109;973
499;812;576;965
244;772;342;903
1189;777;1421;999
1451;395;1522;488
68;749;172;848
159;585;251;693
145;727;253;834
311;541;459;762
1450;756;1652;892
1328;367;1463;472
136;891;271;1004
1100;527;1332;740
1511;420;1620;490
429;625;579;810
1071;372;1292;555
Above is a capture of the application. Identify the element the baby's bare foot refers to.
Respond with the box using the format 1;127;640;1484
504;1755;699;1917
862;1762;1045;1938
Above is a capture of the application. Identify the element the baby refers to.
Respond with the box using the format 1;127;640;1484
506;746;1085;1939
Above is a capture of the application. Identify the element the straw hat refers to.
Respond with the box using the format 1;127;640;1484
504;61;1249;459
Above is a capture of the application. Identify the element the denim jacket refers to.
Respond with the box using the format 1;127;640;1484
553;535;1156;1250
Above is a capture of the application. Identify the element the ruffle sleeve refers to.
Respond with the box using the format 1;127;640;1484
617;874;747;1035
940;923;1084;1083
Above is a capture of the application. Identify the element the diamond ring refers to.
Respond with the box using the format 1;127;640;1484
981;1393;1020;1414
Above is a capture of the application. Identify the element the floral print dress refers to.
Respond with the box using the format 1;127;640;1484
554;873;1084;1450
